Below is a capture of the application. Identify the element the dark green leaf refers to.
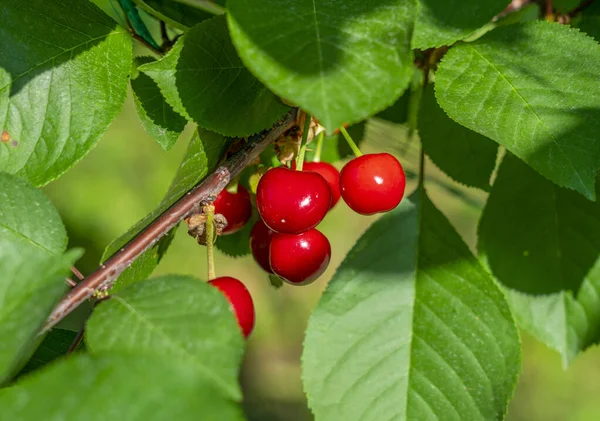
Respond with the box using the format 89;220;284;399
579;0;600;41
103;129;226;288
0;0;132;186
17;329;81;379
86;275;244;399
215;212;256;257
131;57;187;151
145;0;215;29
140;15;288;136
303;189;520;420
0;354;245;420
479;153;600;364
227;0;416;132
436;21;600;199
375;89;411;125
412;0;507;49
419;83;497;190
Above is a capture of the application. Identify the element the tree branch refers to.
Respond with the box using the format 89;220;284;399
42;109;299;334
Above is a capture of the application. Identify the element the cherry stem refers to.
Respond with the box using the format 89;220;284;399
295;113;312;171
313;131;324;163
339;126;363;157
205;204;216;280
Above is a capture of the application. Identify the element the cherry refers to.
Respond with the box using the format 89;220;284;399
269;228;331;286
213;185;252;235
339;153;406;215
209;276;255;338
256;167;331;234
299;162;340;209
249;220;275;274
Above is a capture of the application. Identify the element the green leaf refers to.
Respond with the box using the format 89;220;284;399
144;0;216;29
579;0;600;42
140;15;288;136
305;122;365;164
302;189;520;421
86;275;244;399
0;0;132;186
16;329;81;379
102;129;226;288
215;212;256;257
375;89;410;125
419;83;497;190
131;57;187;151
412;0;507;49
0;354;245;420
436;21;600;200
227;0;416;132
478;153;600;364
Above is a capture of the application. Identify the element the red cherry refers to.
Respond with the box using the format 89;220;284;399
269;228;331;286
209;276;255;338
301;162;340;208
339;153;406;215
249;220;274;274
256;167;331;234
213;185;252;235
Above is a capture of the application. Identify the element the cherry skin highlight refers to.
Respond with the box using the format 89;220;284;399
213;185;252;235
249;220;275;274
209;276;255;338
339;153;406;215
269;228;331;286
256;167;331;234
299;162;341;209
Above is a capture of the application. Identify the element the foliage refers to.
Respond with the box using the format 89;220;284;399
1;0;599;419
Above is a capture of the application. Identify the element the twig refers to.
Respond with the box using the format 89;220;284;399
71;266;84;280
41;109;299;334
65;278;77;288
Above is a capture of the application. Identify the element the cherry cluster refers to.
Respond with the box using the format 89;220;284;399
206;148;406;339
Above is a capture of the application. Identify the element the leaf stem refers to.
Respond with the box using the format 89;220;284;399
205;204;216;280
339;126;363;157
313;131;324;163
174;0;226;15
295;113;312;171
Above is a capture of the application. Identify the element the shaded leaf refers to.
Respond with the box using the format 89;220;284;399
0;0;132;186
145;0;216;29
215;212;256;257
86;275;244;399
131;57;187;151
303;189;520;421
141;15;288;136
305;122;365;164
419;83;497;190
17;329;82;379
578;0;600;42
436;21;600;199
0;354;245;420
227;0;416;131
412;0;507;49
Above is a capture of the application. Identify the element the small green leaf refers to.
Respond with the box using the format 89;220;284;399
17;329;82;379
303;189;520;421
0;354;245;420
86;275;244;399
140;15;288;136
419;84;497;190
227;0;416;132
131;57;187;151
215;213;256;257
436;21;600;199
102;129;226;288
479;153;600;365
0;0;132;186
412;0;507;49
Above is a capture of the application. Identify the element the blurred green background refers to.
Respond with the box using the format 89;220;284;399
43;92;600;420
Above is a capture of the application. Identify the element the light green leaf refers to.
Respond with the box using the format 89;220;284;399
478;153;600;364
303;189;520;421
227;0;416;132
412;0;507;49
436;21;600;200
0;354;245;421
16;329;81;379
86;275;244;399
0;0;132;186
131;57;187;151
140;15;288;136
102;129;226;288
419;83;497;191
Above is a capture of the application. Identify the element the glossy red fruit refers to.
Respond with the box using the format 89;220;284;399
269;228;331;286
256;167;331;234
301;162;340;209
249;220;274;274
339;153;406;215
209;276;255;338
213;185;252;235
